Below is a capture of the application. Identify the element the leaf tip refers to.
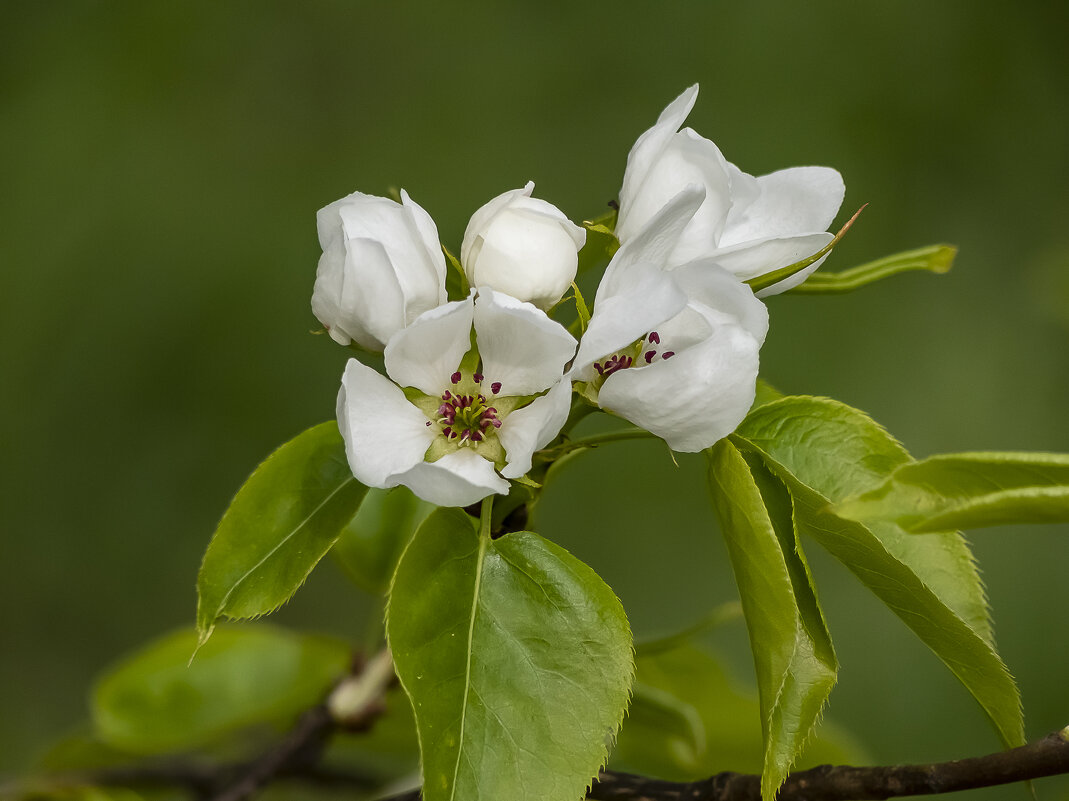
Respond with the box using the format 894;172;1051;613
931;244;957;274
190;624;214;665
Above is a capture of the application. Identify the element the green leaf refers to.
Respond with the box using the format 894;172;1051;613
576;209;620;276
788;244;956;294
738;396;991;639
386;508;633;801
735;396;1025;750
91;626;350;754
443;244;470;302
745;205;865;294
570;281;591;332
332;486;433;595
196;422;369;645
612;644;866;783
634;601;743;656
751;378;785;411
707;439;837;800
834;451;1069;533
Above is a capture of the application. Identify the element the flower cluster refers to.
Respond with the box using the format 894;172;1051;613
313;85;844;506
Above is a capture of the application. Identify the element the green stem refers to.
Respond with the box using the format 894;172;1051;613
479;496;494;541
539;427;657;460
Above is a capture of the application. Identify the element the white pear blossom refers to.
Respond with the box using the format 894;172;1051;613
337;288;576;507
312;190;447;350
574;186;769;452
461;182;586;309
616;85;845;296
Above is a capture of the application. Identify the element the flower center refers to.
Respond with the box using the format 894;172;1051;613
427;371;503;447
592;331;674;384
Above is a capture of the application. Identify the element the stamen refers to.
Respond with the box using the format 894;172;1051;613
432;384;502;449
474;373;484;383
450;371;462;384
648;331;660;344
491;381;502;394
662;351;674;360
644;350;656;364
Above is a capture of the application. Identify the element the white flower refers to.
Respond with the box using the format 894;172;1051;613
312;190;448;350
574;187;769;452
616;85;845;296
337;288;576;507
461;182;586;309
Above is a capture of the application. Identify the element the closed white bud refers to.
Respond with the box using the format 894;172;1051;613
461;182;586;309
312;189;447;351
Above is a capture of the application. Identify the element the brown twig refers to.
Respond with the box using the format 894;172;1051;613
376;727;1069;801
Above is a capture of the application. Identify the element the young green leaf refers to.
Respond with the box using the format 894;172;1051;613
834;451;1069;533
611;643;864;783
196;422;369;645
386;508;633;801
442;243;471;301
787;244;956;294
332;486;433;595
707;439;837;801
91;626;349;754
737;396;991;640
735;397;1025;750
751;378;785;411
576;208;620;277
745;205;865;294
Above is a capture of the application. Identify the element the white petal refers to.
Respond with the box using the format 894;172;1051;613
474;288;576;396
337;359;436;487
339;237;406;348
755;249;832;297
398;189;449;316
312;238;369;348
461;181;535;270
709;232;834;287
720;166;845;246
598;315;761;452
618;85;699;237
499;379;572;479
670;261;770;342
575;263;687;378
620;128;733;256
384;295;474;395
598;185;705;302
393;449;510;507
316;190;371;250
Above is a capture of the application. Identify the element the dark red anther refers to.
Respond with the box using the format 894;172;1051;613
662;351;674;360
648;331;660;344
450;371;462;384
491;381;502;394
474;373;483;383
644;350;655;364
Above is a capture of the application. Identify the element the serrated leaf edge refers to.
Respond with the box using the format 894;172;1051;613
195;471;359;643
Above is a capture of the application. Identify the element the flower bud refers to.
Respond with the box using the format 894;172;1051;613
461;182;586;309
312;190;447;350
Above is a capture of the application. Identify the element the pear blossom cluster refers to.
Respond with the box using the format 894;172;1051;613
312;85;845;507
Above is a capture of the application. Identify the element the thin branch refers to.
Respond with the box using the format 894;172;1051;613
209;704;335;801
28;708;1069;801
376;727;1069;801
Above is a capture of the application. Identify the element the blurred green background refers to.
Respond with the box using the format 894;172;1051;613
3;1;1068;797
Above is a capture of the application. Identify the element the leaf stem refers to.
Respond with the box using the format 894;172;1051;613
538;427;657;460
479;496;494;542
